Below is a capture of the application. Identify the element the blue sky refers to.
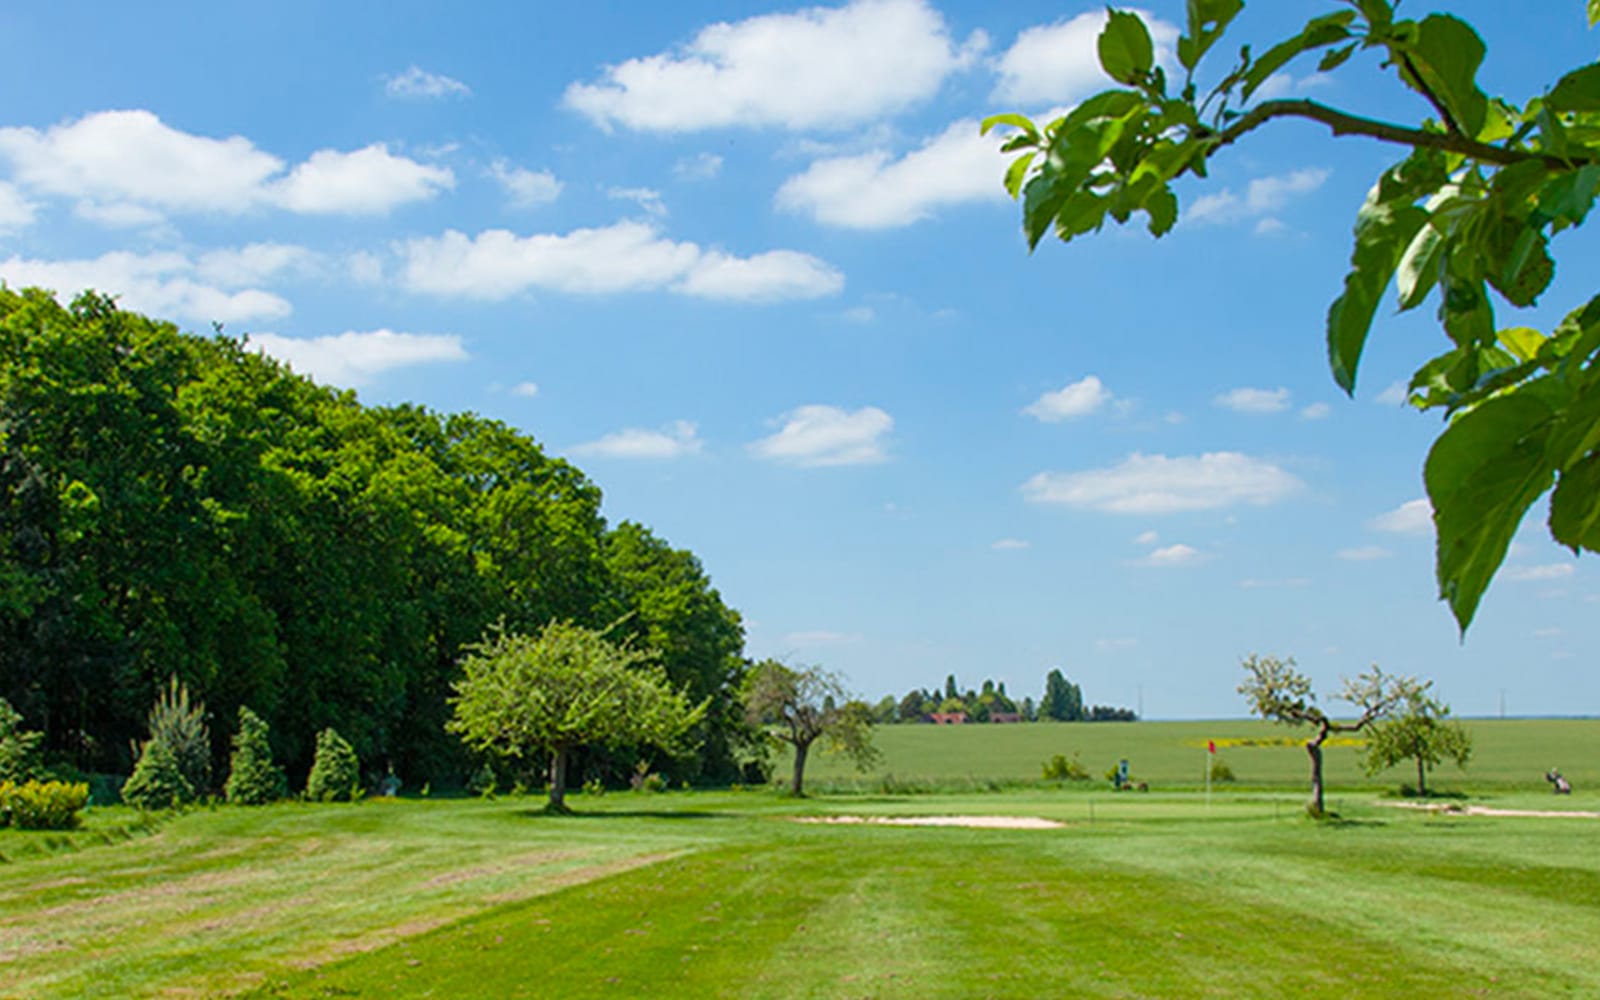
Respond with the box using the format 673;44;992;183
1;1;1595;718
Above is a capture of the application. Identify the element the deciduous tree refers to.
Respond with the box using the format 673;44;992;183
744;660;878;796
1361;681;1472;796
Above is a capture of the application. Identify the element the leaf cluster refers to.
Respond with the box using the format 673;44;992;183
743;660;881;771
986;2;1600;631
1236;653;1409;733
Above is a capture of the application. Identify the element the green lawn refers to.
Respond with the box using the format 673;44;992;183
2;782;1598;999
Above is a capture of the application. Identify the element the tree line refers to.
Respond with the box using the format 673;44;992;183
0;288;752;790
873;669;1136;724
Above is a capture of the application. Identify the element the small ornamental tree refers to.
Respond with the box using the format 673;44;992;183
448;621;706;813
146;676;211;796
743;660;880;797
0;697;43;783
1362;682;1473;796
306;728;361;802
121;738;194;810
1237;654;1407;816
224;706;287;805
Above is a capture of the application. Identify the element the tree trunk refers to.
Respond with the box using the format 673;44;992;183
548;747;568;811
1416;752;1428;798
790;739;810;797
1306;738;1325;816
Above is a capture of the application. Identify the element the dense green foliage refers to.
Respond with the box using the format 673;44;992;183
0;696;43;782
448;621;705;810
120;738;194;810
0;288;748;788
0;778;87;829
144;676;210;796
745;660;878;795
986;1;1600;630
1362;682;1474;795
305;727;361;802
225;706;286;806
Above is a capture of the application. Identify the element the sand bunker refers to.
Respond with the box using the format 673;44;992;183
799;815;1063;830
1385;802;1600;819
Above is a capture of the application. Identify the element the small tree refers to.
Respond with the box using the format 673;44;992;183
1237;654;1406;816
121;739;194;810
224;706;287;806
1362;682;1473;796
448;621;705;813
0;697;43;783
306;728;361;802
146;676;211;796
743;660;879;796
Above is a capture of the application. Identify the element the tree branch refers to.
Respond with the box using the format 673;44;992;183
1209;99;1592;169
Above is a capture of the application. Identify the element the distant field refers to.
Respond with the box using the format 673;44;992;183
793;718;1600;792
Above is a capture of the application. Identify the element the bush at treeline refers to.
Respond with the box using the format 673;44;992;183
879;669;1136;723
0;779;88;829
0;289;751;788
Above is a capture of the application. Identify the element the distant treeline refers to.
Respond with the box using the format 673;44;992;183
0;289;752;787
872;669;1137;724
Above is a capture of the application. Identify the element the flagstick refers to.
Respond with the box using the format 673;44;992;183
1205;744;1211;812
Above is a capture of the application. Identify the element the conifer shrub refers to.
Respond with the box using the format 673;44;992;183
0;780;89;829
305;728;360;802
146;676;211;795
121;739;195;810
224;707;286;805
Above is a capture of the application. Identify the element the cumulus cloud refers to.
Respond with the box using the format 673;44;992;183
0;110;453;219
0;181;37;233
1023;375;1111;421
489;161;562;208
510;381;540;398
194;243;321;286
775;118;1006;229
673;152;724;181
0;249;291;324
563;0;985;132
1300;402;1331;420
1375;380;1411;406
1139;543;1205;567
1133;530;1158;545
1368;498;1432;535
1187;167;1329;227
993;9;1179;106
750;404;892;466
1504;563;1576;583
248;329;468;387
1215;386;1291;414
571;420;703;459
991;538;1030;550
1337;545;1391;561
607;186;667;217
1022;452;1302;514
398;222;841;302
383;66;471;100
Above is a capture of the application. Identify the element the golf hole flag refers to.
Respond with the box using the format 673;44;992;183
1208;740;1216;754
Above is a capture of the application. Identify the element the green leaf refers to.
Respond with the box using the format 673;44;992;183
1326;184;1430;393
1145;187;1179;236
1179;0;1243;71
1099;10;1155;85
1498;327;1546;363
1547;64;1600;112
1400;15;1489;137
1425;388;1560;632
1550;454;1600;552
1240;12;1355;100
980;113;1040;140
1022;174;1067;250
1591;0;1600;27
1536;164;1600;229
1004;152;1036;199
1395;219;1444;311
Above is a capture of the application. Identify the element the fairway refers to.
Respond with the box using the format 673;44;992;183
2;784;1598;998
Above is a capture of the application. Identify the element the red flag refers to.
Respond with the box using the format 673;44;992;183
1207;740;1216;754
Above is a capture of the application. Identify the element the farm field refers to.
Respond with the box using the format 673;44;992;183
0;721;1597;999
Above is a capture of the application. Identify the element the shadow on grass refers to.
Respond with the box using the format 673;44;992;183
506;807;726;821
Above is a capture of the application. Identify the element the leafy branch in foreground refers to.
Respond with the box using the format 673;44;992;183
985;1;1600;631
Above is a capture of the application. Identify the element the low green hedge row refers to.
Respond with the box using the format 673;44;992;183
0;780;90;830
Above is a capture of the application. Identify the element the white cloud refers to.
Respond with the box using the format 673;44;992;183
1133;530;1158;545
993;9;1179;106
991;538;1030;550
0;249;290;323
1375;380;1410;406
274;144;454;215
775;117;1006;229
195;243;320;286
750;404;892;467
1337;545;1391;561
1024;375;1111;422
490;161;562;208
678;250;844;302
673;152;724;181
1215;386;1290;414
248;329;468;387
0;111;453;219
383;66;471;100
571;420;703;459
1300;402;1331;420
1504;564;1576;583
1140;543;1205;567
0;181;37;232
1187;168;1329;225
607;186;667;217
511;381;540;398
563;0;984;132
1368;498;1432;535
399;222;841;302
1022;452;1302;514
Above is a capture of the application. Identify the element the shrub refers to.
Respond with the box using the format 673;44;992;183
0;697;44;783
468;762;497;798
122;739;195;810
641;773;667;793
146;676;211;796
0;780;89;830
306;728;361;802
1042;752;1090;781
224;707;286;805
582;776;606;797
1209;758;1237;784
